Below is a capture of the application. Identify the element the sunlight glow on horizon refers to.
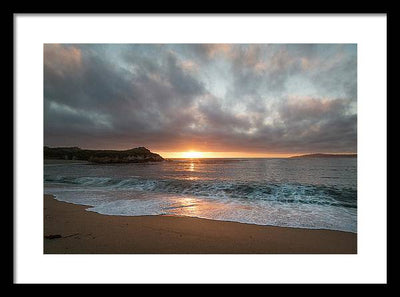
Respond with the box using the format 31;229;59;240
157;151;296;159
155;151;357;159
181;151;205;158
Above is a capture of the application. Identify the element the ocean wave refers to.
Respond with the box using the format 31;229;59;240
44;174;357;208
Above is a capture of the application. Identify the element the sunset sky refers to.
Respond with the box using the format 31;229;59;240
44;44;357;158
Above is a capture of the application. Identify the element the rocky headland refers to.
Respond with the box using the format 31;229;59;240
44;146;164;163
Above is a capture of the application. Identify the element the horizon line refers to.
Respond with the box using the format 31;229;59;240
44;145;357;159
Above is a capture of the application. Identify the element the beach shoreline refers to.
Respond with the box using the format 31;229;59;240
44;194;357;254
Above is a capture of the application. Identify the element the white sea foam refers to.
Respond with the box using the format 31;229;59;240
44;158;357;233
45;186;357;233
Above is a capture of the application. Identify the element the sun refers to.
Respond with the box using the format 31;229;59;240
181;151;204;158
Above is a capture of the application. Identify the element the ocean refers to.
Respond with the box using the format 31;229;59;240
44;157;357;233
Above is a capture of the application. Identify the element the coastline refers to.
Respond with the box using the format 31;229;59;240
44;194;357;254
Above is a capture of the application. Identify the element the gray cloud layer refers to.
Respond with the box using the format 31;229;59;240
44;44;357;154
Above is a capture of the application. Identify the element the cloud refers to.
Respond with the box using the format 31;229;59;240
44;44;357;154
44;44;82;75
191;44;233;59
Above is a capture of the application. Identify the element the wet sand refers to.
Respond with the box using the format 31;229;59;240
44;194;357;254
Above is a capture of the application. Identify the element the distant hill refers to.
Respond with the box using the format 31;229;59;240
44;146;164;163
289;153;357;159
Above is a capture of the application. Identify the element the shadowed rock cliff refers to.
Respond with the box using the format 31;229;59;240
44;146;164;163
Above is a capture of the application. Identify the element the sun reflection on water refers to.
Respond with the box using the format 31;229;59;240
189;162;195;172
162;196;230;219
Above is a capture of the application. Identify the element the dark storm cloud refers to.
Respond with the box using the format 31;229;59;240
44;44;357;154
44;44;204;147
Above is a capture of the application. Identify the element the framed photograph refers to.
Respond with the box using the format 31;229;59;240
14;14;387;284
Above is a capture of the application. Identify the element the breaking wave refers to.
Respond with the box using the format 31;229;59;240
44;175;356;209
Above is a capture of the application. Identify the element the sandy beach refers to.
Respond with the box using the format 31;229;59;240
44;194;357;254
